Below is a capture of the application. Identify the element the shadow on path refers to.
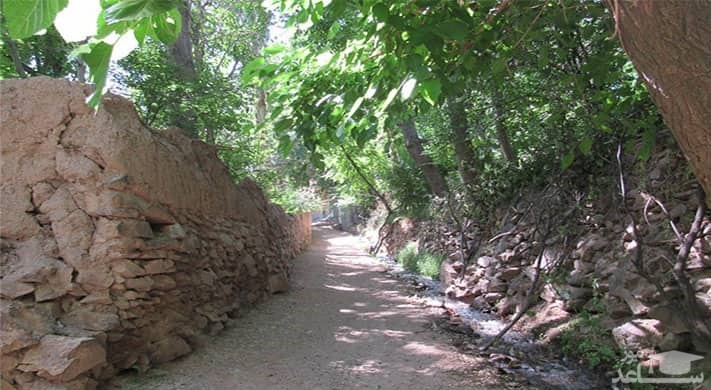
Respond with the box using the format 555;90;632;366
110;226;528;389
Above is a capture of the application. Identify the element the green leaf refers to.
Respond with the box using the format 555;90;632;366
263;44;286;55
560;151;575;171
242;57;265;84
150;8;181;44
434;19;469;41
329;0;347;17
277;135;293;156
310;152;326;170
104;0;177;23
371;3;388;21
423;35;443;54
133;19;151;44
79;41;114;108
3;0;68;39
420;79;441;106
96;10;129;38
638;128;656;161
579;137;593;155
327;22;341;39
273;118;293;132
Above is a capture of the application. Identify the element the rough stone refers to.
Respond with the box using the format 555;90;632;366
497;267;521;281
477;256;495;268
149;336;191;364
110;260;145;279
61;307;119;332
612;319;665;350
648;304;690;334
19;335;106;382
125;277;154;292
151;275;177;291
267;272;289;294
0;184;40;240
142;260;175;275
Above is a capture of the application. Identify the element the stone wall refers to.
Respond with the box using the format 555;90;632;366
0;77;312;389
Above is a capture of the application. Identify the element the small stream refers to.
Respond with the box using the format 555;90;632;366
378;255;609;390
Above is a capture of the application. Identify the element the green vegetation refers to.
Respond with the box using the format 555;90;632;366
396;243;418;273
559;310;620;369
2;1;711;386
396;242;445;280
1;2;707;233
559;282;627;375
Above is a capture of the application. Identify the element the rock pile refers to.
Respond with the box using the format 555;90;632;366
384;145;711;359
0;77;312;389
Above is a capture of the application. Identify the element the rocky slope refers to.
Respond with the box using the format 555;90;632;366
381;136;711;377
0;77;311;389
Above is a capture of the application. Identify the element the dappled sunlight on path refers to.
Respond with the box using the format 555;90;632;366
110;226;523;389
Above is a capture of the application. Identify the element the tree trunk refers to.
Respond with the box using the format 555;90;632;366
493;88;517;163
399;119;448;197
608;0;711;202
447;95;478;189
75;59;86;82
170;1;196;79
256;88;267;124
205;127;215;144
169;1;199;137
0;4;26;78
3;35;25;77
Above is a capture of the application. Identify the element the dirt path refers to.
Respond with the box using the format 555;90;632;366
111;226;526;389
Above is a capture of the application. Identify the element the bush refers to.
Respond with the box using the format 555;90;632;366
396;242;419;273
395;242;445;280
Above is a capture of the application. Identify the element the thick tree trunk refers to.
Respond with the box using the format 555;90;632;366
447;96;478;189
170;1;196;79
608;0;711;202
493;89;516;163
169;1;199;138
399;119;448;197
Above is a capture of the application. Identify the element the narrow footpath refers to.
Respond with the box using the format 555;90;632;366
111;226;532;389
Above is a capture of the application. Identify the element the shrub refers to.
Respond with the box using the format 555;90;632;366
396;242;419;273
416;252;445;279
396;243;445;280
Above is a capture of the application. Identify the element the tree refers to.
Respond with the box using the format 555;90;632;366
492;87;516;164
399;118;448;197
117;0;269;141
608;0;711;201
446;94;478;190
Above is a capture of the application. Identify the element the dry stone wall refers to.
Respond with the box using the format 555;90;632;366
0;77;312;389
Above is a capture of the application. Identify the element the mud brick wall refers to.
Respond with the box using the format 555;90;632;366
0;77;312;389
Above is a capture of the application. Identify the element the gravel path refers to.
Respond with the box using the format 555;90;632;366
111;226;524;389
